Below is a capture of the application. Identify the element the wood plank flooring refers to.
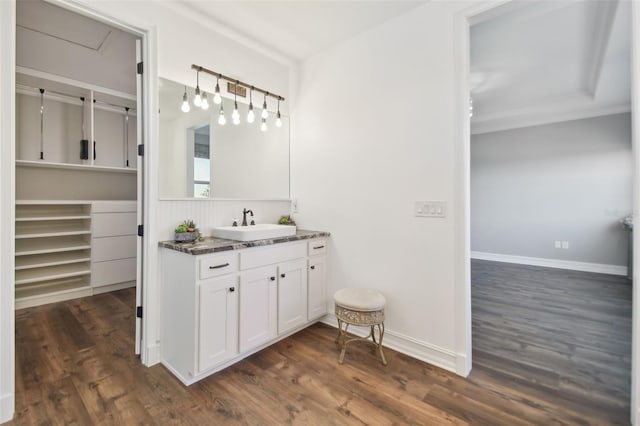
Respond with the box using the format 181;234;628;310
8;260;632;425
472;259;632;425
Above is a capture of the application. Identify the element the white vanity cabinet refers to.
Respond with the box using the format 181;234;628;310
160;233;328;385
161;249;240;381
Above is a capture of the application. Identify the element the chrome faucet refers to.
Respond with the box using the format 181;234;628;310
242;208;254;226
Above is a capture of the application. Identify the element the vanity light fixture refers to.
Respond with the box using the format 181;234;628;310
188;64;285;132
275;98;282;128
213;75;222;105
261;93;269;119
218;102;226;125
193;69;202;107
247;87;255;123
181;86;190;113
201;91;209;110
232;80;240;125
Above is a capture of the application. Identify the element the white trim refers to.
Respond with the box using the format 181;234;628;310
320;316;457;373
630;1;640;423
0;0;16;422
471;251;628;276
16;160;136;174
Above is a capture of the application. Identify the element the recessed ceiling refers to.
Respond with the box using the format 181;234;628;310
470;0;631;134
172;0;428;61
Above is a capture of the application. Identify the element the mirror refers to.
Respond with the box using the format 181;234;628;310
158;77;290;199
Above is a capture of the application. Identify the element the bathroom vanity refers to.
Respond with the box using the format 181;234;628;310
159;230;329;385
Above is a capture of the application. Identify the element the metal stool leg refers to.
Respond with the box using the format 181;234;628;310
377;322;387;365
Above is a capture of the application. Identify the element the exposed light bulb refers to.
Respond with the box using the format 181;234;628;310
201;92;209;110
233;116;240;126
181;89;190;113
213;78;222;105
247;104;255;123
260;117;267;132
261;99;269;119
218;104;226;125
194;87;202;107
232;102;240;120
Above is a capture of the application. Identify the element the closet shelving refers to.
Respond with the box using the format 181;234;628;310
16;66;137;173
15;201;93;306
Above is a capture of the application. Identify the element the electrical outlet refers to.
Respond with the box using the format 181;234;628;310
554;241;562;249
415;201;446;218
562;241;569;249
291;198;299;214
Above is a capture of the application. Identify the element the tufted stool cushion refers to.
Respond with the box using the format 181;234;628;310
333;288;387;365
334;288;386;312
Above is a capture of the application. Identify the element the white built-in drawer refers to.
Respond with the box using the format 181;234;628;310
93;235;136;262
199;252;238;280
93;212;137;237
92;201;136;213
92;258;136;287
240;242;306;270
308;239;327;256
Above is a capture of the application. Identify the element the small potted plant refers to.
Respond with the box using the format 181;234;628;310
278;215;296;226
175;219;200;242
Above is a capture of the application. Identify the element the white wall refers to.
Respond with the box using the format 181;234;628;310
471;113;632;268
291;2;470;371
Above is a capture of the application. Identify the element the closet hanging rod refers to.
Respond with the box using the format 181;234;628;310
191;64;285;102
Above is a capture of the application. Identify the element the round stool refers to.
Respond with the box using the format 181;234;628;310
334;288;387;365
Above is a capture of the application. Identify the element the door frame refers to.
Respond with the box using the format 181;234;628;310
0;0;158;422
453;1;640;422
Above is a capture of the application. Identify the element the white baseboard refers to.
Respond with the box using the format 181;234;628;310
0;392;14;423
320;315;458;374
145;342;161;366
471;251;628;276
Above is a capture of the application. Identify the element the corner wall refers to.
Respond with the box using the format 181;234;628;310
471;113;632;273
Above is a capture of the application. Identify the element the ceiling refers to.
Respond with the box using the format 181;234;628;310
170;0;428;61
470;0;631;134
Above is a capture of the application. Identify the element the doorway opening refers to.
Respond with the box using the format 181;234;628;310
467;1;633;423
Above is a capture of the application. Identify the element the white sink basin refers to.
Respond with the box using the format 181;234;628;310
212;224;297;242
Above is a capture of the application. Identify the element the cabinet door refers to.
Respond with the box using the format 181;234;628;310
277;259;308;335
307;257;327;320
198;276;238;373
239;265;277;353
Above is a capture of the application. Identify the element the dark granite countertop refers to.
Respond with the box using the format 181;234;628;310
159;229;330;256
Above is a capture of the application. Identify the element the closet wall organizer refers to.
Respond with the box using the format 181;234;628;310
16;67;138;173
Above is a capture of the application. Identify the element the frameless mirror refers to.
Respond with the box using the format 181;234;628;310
158;77;290;199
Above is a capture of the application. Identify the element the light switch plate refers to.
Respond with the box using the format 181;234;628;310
415;201;446;218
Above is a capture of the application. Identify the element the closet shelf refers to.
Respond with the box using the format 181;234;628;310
15;262;91;285
15;229;91;239
16;215;91;222
15;251;91;271
15;276;91;301
17;160;136;174
16;238;91;256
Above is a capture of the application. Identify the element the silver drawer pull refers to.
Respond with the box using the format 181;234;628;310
313;245;325;250
209;263;230;270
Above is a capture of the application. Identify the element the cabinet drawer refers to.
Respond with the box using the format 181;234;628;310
92;235;136;262
240;242;306;270
308;239;327;256
93;212;137;237
199;253;238;280
92;258;136;287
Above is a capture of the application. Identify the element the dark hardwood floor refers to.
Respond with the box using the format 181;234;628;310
472;259;632;425
8;260;632;425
